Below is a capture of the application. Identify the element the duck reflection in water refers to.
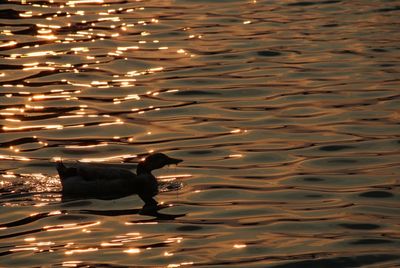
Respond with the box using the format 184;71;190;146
78;204;186;221
56;153;183;212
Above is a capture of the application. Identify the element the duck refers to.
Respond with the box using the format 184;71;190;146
56;153;183;207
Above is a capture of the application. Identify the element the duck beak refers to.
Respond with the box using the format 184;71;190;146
166;156;183;165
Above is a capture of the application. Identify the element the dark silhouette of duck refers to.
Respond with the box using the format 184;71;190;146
56;153;182;208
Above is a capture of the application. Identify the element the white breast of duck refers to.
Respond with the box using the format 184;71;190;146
56;153;182;205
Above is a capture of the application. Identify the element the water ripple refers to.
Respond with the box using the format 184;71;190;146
0;0;399;267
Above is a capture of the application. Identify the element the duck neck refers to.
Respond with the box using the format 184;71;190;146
137;162;152;175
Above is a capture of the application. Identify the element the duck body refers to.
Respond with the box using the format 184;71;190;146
58;164;157;199
56;153;182;206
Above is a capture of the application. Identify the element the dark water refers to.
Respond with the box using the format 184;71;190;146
1;0;400;267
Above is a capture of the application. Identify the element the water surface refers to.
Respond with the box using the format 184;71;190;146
0;0;399;267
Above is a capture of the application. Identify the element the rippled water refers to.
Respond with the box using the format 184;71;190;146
1;0;400;267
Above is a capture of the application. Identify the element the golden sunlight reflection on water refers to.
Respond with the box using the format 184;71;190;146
0;0;400;267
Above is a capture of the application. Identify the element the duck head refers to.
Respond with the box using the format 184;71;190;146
137;153;182;175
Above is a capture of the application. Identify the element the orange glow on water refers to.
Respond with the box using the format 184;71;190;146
1;1;398;267
44;221;100;232
123;248;141;254
79;154;136;163
67;0;104;5
65;247;98;255
62;261;83;267
233;244;247;249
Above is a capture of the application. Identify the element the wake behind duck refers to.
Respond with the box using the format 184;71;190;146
56;153;182;208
